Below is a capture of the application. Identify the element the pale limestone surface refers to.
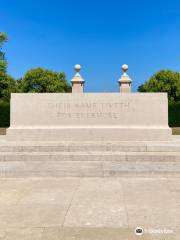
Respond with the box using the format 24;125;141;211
9;93;169;127
0;177;179;239
0;137;180;177
7;93;171;141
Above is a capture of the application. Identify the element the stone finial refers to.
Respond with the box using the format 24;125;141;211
71;64;85;93
122;64;129;73
74;64;81;72
118;64;132;93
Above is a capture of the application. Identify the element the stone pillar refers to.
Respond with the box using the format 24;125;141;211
118;64;132;93
71;64;85;93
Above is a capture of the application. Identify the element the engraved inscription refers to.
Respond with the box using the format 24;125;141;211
48;101;133;120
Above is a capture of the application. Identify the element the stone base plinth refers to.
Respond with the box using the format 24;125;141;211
6;127;172;141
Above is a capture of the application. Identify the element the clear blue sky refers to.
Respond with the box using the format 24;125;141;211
1;0;180;92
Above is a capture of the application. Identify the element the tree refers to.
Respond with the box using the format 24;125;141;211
138;70;180;103
0;32;8;74
18;68;71;93
0;32;17;102
0;72;17;101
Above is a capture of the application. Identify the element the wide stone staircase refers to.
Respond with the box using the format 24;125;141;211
0;137;180;177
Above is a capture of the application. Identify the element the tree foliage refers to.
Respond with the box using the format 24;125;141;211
0;32;7;45
18;68;71;93
138;70;180;103
169;102;180;127
0;32;17;102
0;100;10;127
0;72;17;101
0;32;8;74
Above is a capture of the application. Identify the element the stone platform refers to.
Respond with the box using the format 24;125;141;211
0;136;180;177
0;177;179;239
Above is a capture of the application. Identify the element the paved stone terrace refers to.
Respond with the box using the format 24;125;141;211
0;177;180;239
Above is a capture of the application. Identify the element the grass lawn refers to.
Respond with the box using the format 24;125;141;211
172;127;180;135
0;128;6;135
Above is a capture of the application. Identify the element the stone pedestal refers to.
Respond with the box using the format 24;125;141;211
71;64;85;93
118;64;132;93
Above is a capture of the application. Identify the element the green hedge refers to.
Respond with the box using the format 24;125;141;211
0;100;180;128
0;101;10;127
169;102;180;127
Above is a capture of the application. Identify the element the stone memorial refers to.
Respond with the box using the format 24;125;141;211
1;64;179;177
6;64;171;141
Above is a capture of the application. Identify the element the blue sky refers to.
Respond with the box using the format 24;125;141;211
1;0;180;92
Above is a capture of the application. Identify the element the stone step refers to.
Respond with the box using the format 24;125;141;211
0;151;180;177
0;138;180;177
0;159;180;177
0;151;180;161
0;141;180;152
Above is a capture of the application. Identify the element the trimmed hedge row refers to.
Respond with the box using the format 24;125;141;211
0;101;180;128
169;102;180;127
0;101;10;127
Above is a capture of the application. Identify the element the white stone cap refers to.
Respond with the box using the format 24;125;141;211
71;64;85;83
118;64;132;83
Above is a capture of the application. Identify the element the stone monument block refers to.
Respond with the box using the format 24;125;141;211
6;92;171;141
